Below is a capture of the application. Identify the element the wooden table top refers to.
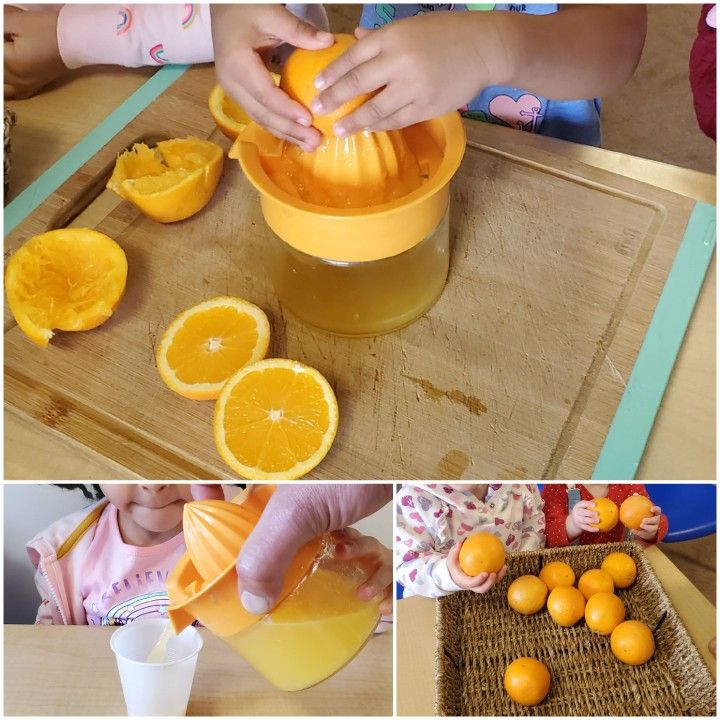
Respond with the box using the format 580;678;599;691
3;624;392;716
396;544;716;716
4;66;716;480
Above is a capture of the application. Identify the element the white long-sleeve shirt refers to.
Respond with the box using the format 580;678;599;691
396;484;546;598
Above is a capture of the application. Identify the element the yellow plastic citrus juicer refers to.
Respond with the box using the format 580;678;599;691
230;33;466;336
166;485;382;691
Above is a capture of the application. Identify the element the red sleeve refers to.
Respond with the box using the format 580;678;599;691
689;4;716;140
540;485;570;547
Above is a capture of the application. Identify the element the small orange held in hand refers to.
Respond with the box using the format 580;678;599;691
601;552;637;589
458;532;505;576
507;575;548;615
539;561;575;591
611;620;656;665
585;592;625;635
547;585;585;627
619;495;654;530
591;497;619;532
504;657;551;706
281;34;379;136
577;568;615;600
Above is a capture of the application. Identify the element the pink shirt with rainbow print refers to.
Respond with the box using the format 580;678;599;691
77;503;185;625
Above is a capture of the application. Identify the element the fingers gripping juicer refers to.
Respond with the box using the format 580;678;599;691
230;34;466;336
166;486;382;691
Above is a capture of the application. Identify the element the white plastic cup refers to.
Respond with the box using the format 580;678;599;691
110;618;203;716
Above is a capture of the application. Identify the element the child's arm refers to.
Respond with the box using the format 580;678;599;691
314;5;647;137
396;510;463;598
396;489;506;597
520;485;547;550
4;6;66;99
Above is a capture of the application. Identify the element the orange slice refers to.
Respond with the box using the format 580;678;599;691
214;358;338;480
107;137;223;223
5;228;127;347
209;75;280;140
156;297;270;400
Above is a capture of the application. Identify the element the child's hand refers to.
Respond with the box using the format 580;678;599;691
633;505;662;542
447;541;508;593
567;500;600;538
313;13;500;137
4;7;68;99
333;528;393;615
211;4;334;151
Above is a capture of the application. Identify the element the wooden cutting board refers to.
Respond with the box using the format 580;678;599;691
4;67;699;480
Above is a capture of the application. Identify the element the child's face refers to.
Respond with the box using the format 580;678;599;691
99;484;194;541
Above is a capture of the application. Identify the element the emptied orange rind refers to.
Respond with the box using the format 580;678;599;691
5;228;128;347
107;137;223;223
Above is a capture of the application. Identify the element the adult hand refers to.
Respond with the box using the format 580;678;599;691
312;13;501;136
191;483;392;613
211;3;333;150
447;541;508;593
4;7;68;98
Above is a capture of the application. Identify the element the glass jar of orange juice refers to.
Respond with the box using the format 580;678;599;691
167;487;381;691
231;110;465;337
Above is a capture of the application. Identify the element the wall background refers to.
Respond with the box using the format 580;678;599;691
4;483;393;624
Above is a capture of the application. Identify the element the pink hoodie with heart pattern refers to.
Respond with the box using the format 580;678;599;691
396;483;545;598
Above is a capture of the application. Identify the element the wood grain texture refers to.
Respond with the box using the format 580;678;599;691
3;625;392;716
2;67;703;479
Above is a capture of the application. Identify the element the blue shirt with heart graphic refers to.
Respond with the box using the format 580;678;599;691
359;3;602;146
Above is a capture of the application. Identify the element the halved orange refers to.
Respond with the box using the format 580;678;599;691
156;297;270;400
281;34;378;135
107;137;223;223
5;228;127;347
209;75;280;140
214;358;338;480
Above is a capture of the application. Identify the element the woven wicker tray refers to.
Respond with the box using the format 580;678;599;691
436;542;716;716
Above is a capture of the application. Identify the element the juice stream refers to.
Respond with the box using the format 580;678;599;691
226;567;380;691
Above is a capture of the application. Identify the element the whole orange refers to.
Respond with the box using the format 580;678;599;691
546;585;585;627
601;552;638;589
591;497;619;532
619;494;654;530
507;575;548;615
538;561;575;591
610;620;656;665
577;568;615;600
585;591;625;635
280;34;378;136
458;532;506;576
503;657;551;706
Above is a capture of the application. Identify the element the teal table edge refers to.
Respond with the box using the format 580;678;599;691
3;64;188;236
3;66;715;480
592;201;716;479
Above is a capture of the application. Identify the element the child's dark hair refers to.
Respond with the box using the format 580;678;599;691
53;484;104;500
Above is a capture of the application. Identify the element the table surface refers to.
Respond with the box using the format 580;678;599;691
396;544;717;716
4;624;392;716
4;67;716;480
